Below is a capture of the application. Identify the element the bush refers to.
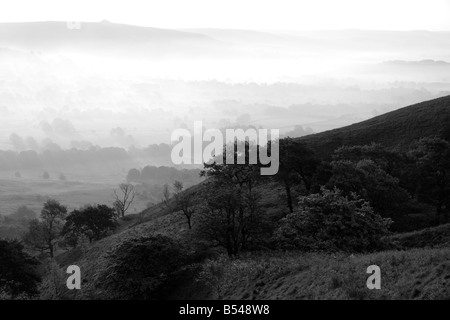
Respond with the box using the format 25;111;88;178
274;188;392;252
327;159;410;217
97;235;191;299
62;204;117;245
0;239;41;298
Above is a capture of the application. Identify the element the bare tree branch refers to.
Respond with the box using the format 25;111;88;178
113;183;136;217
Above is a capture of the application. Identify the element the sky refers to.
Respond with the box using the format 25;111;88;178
0;0;449;31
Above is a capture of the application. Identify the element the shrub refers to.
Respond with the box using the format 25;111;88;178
97;235;190;299
0;239;41;298
61;204;117;245
327;159;410;217
274;187;392;252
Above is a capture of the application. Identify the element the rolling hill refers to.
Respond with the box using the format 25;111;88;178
299;95;450;158
0;21;225;58
42;96;450;299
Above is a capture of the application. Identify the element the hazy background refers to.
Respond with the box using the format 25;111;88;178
0;0;449;215
1;23;449;150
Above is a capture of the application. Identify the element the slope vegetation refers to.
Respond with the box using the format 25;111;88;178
300;95;450;157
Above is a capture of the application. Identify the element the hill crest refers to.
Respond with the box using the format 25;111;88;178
299;95;450;157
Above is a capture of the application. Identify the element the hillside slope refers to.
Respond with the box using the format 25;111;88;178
299;95;450;158
199;247;450;300
390;224;450;249
49;223;450;300
43;96;450;299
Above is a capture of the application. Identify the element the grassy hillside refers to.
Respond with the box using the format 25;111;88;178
39;96;450;300
47;222;450;300
299;95;450;158
390;224;450;249
195;248;450;300
47;207;193;299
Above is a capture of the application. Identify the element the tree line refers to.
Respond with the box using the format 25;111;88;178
0;143;173;171
162;137;450;256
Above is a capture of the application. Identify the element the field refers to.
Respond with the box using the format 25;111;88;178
0;175;149;217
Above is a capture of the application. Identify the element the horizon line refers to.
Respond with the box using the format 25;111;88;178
1;20;450;33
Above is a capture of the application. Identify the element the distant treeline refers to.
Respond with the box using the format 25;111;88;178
127;165;203;185
0;144;172;170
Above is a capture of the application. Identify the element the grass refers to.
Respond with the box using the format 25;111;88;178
48;209;189;299
389;223;450;249
197;248;450;300
44;208;450;300
299;95;450;158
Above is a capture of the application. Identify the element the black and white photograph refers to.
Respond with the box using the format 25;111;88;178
0;0;449;309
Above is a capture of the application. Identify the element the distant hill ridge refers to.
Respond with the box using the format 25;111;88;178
0;21;224;58
0;21;216;45
299;95;450;158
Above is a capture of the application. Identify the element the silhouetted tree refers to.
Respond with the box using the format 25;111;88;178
333;143;406;175
62;205;118;244
126;168;141;182
409;137;450;223
23;199;67;258
172;181;195;229
326;159;410;218
113;183;136;218
23;219;47;254
198;141;266;256
161;183;172;212
333;143;412;192
0;239;41;298
275;138;319;212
